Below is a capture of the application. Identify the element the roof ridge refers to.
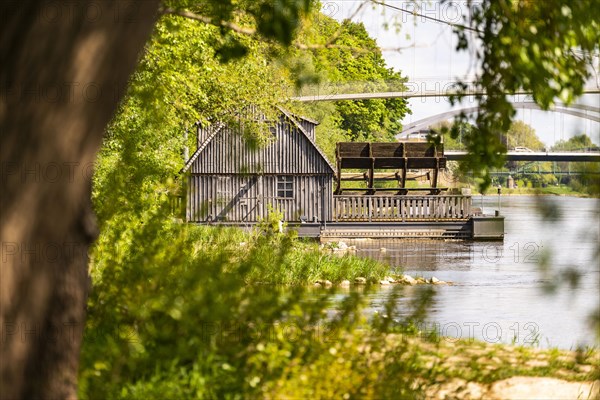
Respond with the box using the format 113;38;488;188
181;108;334;174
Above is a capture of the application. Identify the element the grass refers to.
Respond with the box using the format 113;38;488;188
187;225;391;286
380;329;600;385
258;323;599;399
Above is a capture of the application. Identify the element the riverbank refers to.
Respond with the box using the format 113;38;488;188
243;236;391;285
471;184;598;197
389;333;599;399
84;222;599;399
247;237;453;287
254;232;599;398
263;324;599;399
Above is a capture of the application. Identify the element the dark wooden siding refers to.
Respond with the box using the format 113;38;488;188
298;119;315;141
187;174;332;223
186;111;333;223
190;116;331;175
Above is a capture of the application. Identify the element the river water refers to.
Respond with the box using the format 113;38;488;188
351;195;600;349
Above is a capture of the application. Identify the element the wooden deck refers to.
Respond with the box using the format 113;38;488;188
333;195;472;222
320;221;473;240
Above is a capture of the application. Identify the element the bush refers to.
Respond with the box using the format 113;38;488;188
79;212;399;399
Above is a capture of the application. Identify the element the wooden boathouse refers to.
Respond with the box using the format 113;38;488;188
181;108;335;224
182;110;504;240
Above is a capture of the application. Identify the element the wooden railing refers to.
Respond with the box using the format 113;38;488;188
333;195;472;222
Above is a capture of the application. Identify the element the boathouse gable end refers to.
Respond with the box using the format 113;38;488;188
184;110;334;223
186;115;332;175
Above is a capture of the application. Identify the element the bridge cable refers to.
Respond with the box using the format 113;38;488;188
370;0;480;33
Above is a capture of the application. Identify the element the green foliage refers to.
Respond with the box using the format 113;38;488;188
163;0;313;58
541;173;558;186
289;14;411;156
245;238;390;285
504;120;545;151
452;0;599;191
432;120;472;150
305;102;349;161
550;134;600;195
551;134;596;151
256;205;287;238
81;218;395;399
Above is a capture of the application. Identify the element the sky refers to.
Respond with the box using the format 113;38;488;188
323;0;600;146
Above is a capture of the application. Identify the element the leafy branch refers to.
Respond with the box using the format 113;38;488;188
161;5;412;56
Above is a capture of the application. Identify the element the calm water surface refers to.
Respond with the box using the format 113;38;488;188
351;195;599;349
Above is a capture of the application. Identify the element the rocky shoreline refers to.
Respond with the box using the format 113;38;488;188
313;274;449;288
317;241;449;287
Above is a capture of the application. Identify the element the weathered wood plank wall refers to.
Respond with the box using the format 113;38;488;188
186;112;334;223
187;175;332;223
190;116;331;174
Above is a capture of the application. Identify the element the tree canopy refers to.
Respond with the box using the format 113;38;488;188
298;18;410;142
552;134;597;151
504;120;546;151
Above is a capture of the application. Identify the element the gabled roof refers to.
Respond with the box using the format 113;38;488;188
180;108;334;174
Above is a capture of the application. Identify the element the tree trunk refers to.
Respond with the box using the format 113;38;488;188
1;1;158;398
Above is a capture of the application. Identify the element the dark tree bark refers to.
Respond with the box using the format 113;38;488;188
1;1;159;398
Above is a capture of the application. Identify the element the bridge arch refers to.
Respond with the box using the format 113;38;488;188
396;101;600;139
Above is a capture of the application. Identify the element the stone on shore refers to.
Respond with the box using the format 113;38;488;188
487;377;599;400
430;276;448;285
355;277;367;284
400;275;417;285
316;279;332;287
339;280;351;287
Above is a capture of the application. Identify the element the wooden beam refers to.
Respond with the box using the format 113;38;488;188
335;143;342;195
368;143;375;194
340;157;373;169
373;157;406;169
401;157;407;188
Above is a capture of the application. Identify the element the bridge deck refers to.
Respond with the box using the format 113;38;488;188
291;87;600;102
445;151;600;162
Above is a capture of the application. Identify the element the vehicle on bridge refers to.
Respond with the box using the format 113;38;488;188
513;146;534;152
